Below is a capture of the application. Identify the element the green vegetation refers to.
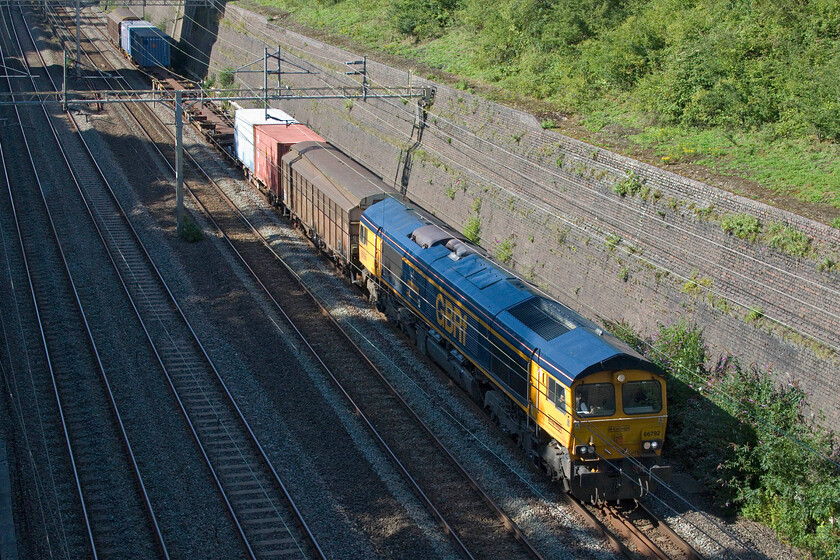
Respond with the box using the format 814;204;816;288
720;213;762;243
251;0;840;211
745;306;764;323
766;222;811;258
613;321;840;558
494;235;515;264
218;67;236;89
178;214;204;243
612;170;644;197
463;214;481;243
617;265;629;282
681;269;713;296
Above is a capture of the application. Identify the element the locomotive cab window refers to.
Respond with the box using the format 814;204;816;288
575;383;615;417
546;377;566;412
360;226;368;245
622;380;662;415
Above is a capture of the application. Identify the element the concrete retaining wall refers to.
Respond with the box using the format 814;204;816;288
169;3;839;430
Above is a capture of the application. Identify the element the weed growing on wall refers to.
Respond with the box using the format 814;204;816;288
612;321;840;558
720;213;762;242
612;170;644;197
463;215;481;243
494;235;515;264
766;222;811;258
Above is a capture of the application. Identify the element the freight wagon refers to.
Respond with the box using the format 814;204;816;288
282;141;393;270
106;8;139;46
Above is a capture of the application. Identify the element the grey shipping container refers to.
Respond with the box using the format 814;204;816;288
128;25;170;67
107;8;139;46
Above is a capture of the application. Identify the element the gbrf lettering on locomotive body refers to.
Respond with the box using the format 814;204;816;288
435;293;468;346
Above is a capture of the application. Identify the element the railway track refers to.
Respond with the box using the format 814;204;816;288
5;6;324;558
598;501;703;560
0;6;165;558
56;7;555;559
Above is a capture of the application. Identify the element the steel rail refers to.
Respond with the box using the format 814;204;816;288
598;501;707;560
45;6;324;558
636;502;704;560
5;6;173;557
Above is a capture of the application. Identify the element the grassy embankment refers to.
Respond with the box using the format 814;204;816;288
244;0;840;224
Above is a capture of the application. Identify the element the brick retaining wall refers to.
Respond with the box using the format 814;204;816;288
171;3;839;430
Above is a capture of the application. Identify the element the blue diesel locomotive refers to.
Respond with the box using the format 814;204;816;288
358;197;671;502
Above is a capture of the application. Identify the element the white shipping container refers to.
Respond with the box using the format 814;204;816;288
120;20;155;54
234;108;298;172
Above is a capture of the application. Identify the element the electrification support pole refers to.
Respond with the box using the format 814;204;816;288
75;0;80;77
175;91;184;237
263;47;268;116
362;56;367;101
345;56;368;101
62;50;67;111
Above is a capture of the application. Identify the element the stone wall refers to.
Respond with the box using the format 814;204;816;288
168;3;839;430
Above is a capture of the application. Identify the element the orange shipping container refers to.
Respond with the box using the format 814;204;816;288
254;123;324;203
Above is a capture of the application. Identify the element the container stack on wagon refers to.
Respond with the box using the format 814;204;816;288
254;123;324;204
126;24;170;67
234;108;298;173
107;9;171;67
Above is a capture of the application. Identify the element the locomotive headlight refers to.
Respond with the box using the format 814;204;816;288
616;373;626;383
575;445;597;457
587;445;595;454
642;439;663;452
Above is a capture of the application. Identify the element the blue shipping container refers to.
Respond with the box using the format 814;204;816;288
128;26;170;67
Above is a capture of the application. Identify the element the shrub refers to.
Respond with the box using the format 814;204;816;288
614;322;840;558
721;213;762;243
818;257;837;273
681;269;713;295
746;306;764;322
179;215;204;243
218;68;235;89
612;170;644;197
390;0;458;40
